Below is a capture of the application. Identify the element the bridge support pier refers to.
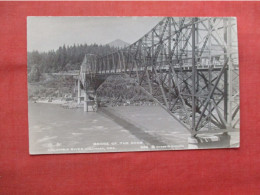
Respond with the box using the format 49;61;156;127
84;90;88;112
77;78;81;105
188;133;231;149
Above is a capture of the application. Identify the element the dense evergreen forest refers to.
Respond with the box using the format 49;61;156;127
27;43;153;105
27;44;118;81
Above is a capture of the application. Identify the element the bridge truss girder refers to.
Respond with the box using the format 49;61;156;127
81;17;239;135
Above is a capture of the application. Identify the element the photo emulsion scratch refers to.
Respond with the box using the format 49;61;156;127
27;17;240;154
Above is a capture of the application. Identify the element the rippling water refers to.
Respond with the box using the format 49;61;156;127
29;102;191;154
28;102;237;154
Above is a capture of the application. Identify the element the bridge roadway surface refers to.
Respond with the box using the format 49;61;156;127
80;63;229;78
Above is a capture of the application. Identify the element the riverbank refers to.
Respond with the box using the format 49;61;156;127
31;96;159;108
33;98;67;105
30;98;83;110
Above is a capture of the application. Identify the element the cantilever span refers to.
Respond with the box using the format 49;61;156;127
78;17;239;135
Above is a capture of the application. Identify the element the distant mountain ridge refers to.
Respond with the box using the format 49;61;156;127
107;39;130;48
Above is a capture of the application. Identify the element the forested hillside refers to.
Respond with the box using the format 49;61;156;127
27;43;153;106
97;75;153;106
27;43;118;77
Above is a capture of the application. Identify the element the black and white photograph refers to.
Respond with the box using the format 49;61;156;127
27;17;240;154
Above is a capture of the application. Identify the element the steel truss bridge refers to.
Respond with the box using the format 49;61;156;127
78;17;239;136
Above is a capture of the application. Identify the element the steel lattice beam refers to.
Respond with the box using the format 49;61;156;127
79;17;239;135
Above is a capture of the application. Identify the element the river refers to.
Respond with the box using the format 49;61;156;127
28;102;190;154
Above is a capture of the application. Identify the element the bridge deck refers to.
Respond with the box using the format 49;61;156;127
82;63;239;77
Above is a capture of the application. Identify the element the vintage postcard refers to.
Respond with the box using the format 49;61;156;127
27;17;240;154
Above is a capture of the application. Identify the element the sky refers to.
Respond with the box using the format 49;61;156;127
27;16;163;52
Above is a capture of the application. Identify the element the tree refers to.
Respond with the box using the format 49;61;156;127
28;65;41;82
28;43;118;74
